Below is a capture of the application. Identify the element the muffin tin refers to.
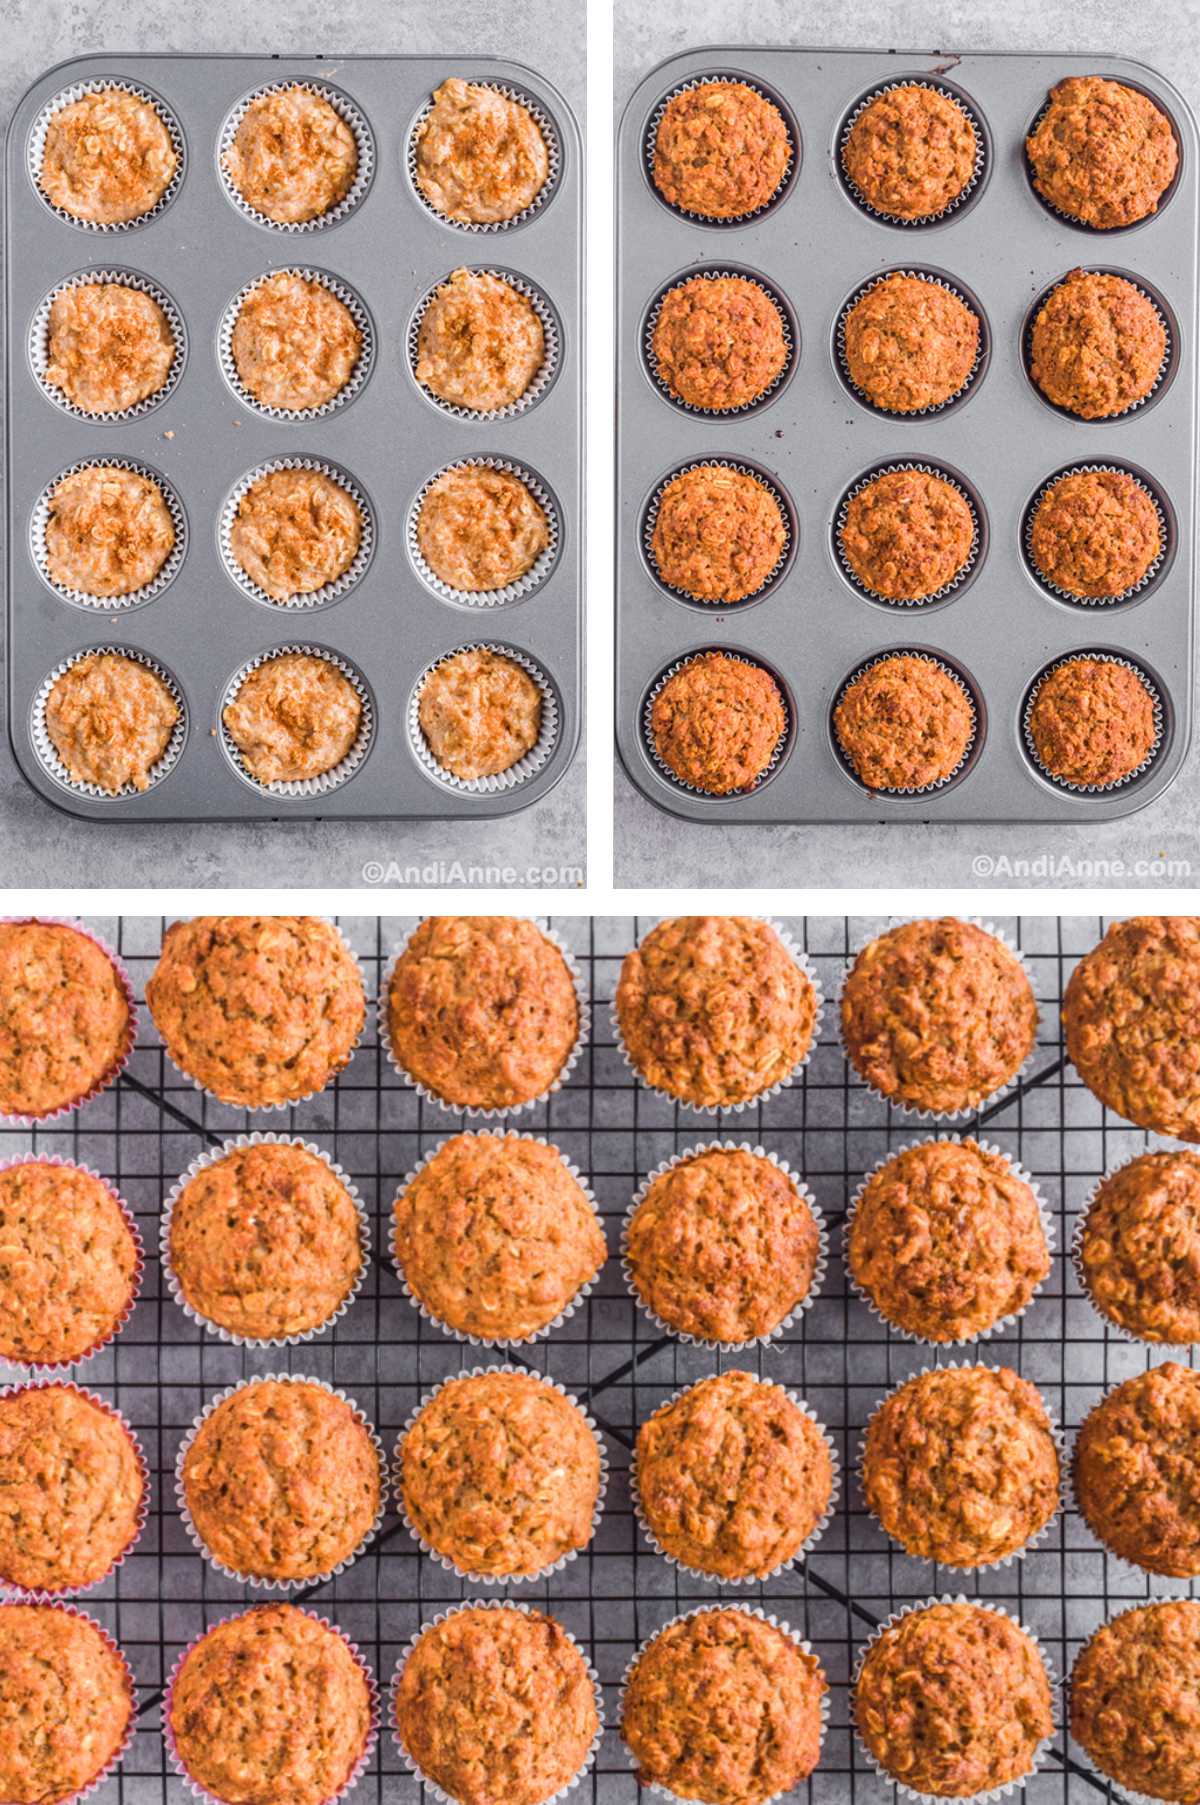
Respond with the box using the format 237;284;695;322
617;49;1198;822
5;54;580;820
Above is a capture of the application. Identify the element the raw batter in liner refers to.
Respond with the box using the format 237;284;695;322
44;651;179;794
44;464;175;598
40;86;177;224
223;84;358;224
223;652;362;785
418;647;542;779
43;281;177;415
416;268;544;413
231;271;363;412
416;465;548;593
229;467;362;601
414;77;549;224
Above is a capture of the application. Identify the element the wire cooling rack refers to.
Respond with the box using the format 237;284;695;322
0;914;1194;1805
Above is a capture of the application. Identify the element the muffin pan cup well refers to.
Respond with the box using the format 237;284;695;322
6;53;580;821
617;47;1197;824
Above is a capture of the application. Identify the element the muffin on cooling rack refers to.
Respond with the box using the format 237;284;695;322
0;1384;143;1593
1029;270;1166;420
44;280;177;415
1028;468;1162;600
1070;1601;1200;1804
652;80;791;220
842;83;978;220
1027;657;1158;791
0;920;132;1120
414;78;550;225
39;85;177;224
45;651;180;797
1073;1362;1200;1576
416;269;545;413
223;84;358;224
417;648;544;782
651;273;788;412
0;1161;139;1367
841;273;979;414
229;466;363;602
44;463;175;598
834;654;975;795
649;464;786;604
231;271;363;412
649;652;787;796
1077;1149;1200;1344
1026;75;1178;229
222;653;363;788
839;467;975;602
0;1603;133;1805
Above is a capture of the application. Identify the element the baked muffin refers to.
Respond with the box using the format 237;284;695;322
621;1609;826;1805
417;647;543;781
841;918;1038;1114
414;78;550;225
842;273;980;414
1070;1601;1200;1804
1027;76;1179;229
167;1140;363;1341
399;1369;601;1576
1030;270;1166;419
43;280;176;414
0;1161;139;1366
417;465;549;593
616;916;817;1109
39;86;177;224
839;468;974;601
1078;1150;1200;1344
653;81;790;220
231;271;363;412
863;1366;1060;1566
416;268;545;413
635;1370;833;1578
0;1603;133;1805
0;920;132;1120
1029;468;1162;599
222;652;363;786
44;464;175;598
146;915;365;1109
394;1606;597;1805
45;652;179;796
843;84;978;220
223;84;357;224
651;274;788;412
0;1384;143;1592
392;1133;605;1342
168;1604;373;1805
848;1138;1050;1343
834;655;975;794
386;915;579;1111
649;652;786;795
1074;1362;1200;1575
626;1145;821;1343
180;1377;380;1581
854;1602;1053;1797
650;464;786;603
229;466;362;601
1027;657;1157;790
1063;917;1200;1139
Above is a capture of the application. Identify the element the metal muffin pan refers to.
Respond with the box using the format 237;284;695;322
5;53;580;820
617;48;1198;823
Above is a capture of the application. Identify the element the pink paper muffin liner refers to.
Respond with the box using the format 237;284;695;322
0;916;137;1126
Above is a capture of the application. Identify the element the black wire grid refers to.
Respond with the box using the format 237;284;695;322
0;913;1194;1805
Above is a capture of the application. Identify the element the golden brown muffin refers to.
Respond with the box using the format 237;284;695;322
1029;469;1162;599
417;269;545;413
848;1138;1050;1343
146;916;365;1109
231;271;363;412
415;78;550;225
626;1145;821;1343
621;1609;826;1805
653;81;790;220
223;85;357;224
854;1603;1053;1797
0;1161;138;1367
1028;657;1157;789
0;1385;143;1592
651;275;788;412
386;915;579;1112
863;1366;1060;1566
841;918;1038;1115
650;652;786;796
45;652;179;796
181;1378;380;1581
1074;1362;1200;1576
0;920;131;1120
43;281;176;415
168;1604;373;1805
1027;76;1179;229
229;466;362;602
843;84;978;220
400;1370;601;1576
1030;270;1166;419
168;1140;363;1341
835;655;975;794
39;86;177;224
1070;1601;1200;1804
418;648;543;781
393;1133;605;1342
417;465;548;593
843;274;979;414
44;464;175;598
840;469;974;601
0;1603;133;1805
1079;1150;1200;1344
650;464;786;603
222;653;363;786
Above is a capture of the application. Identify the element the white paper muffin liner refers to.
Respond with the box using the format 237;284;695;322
217;77;375;232
612;917;825;1116
30;266;186;423
641;648;792;800
218;266;375;421
174;1372;387;1590
0;1599;137;1804
409;266;561;422
379;917;590;1120
388;1129;603;1346
1071;1156;1200;1350
630;1370;841;1584
28;76;185;231
394;1363;608;1582
1066;1600;1197;1805
32;643;187;802
407;79;562;233
0;916;138;1126
850;1595;1059;1805
838;78;988;226
389;1599;603;1805
163;1603;379;1805
407;456;560;606
30;455;187;613
160;1132;370;1348
643;71;798;226
642;458;794;606
831;649;980;798
1024;82;1184;233
642;265;796;417
834;461;983;607
621;1140;828;1350
409;640;559;795
1022;462;1170;606
1022;651;1166;795
219;642;375;799
219;456;375;610
835;267;987;417
1024;269;1176;421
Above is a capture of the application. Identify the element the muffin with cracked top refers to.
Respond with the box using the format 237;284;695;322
842;84;978;220
652;81;791;220
1027;75;1178;229
0;1161;139;1367
1077;1150;1200;1344
649;652;786;796
1029;269;1166;419
0;1602;134;1805
1070;1600;1200;1805
1073;1362;1200;1576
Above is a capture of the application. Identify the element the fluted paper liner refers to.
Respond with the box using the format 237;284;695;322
220;643;374;799
0;916;137;1125
32;644;187;802
217;78;375;232
28;76;185;231
409;640;559;795
643;71;797;226
1022;651;1165;795
1022;462;1170;606
838;78;988;226
642;458;793;606
835;267;987;417
407;80;562;234
831;649;979;797
407;455;560;606
643;266;795;417
31;455;187;610
30;266;186;423
409;266;561;422
218;266;375;421
219;456;375;610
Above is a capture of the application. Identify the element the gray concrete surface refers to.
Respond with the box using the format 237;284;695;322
614;0;1200;889
0;0;585;889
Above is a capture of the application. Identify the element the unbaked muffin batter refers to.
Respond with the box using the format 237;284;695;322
223;84;358;223
44;464;175;598
416;465;548;592
416;268;545;413
223;652;362;785
45;651;179;795
230;466;362;601
418;647;542;779
40;86;177;224
414;77;549;224
44;281;177;415
231;271;362;411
